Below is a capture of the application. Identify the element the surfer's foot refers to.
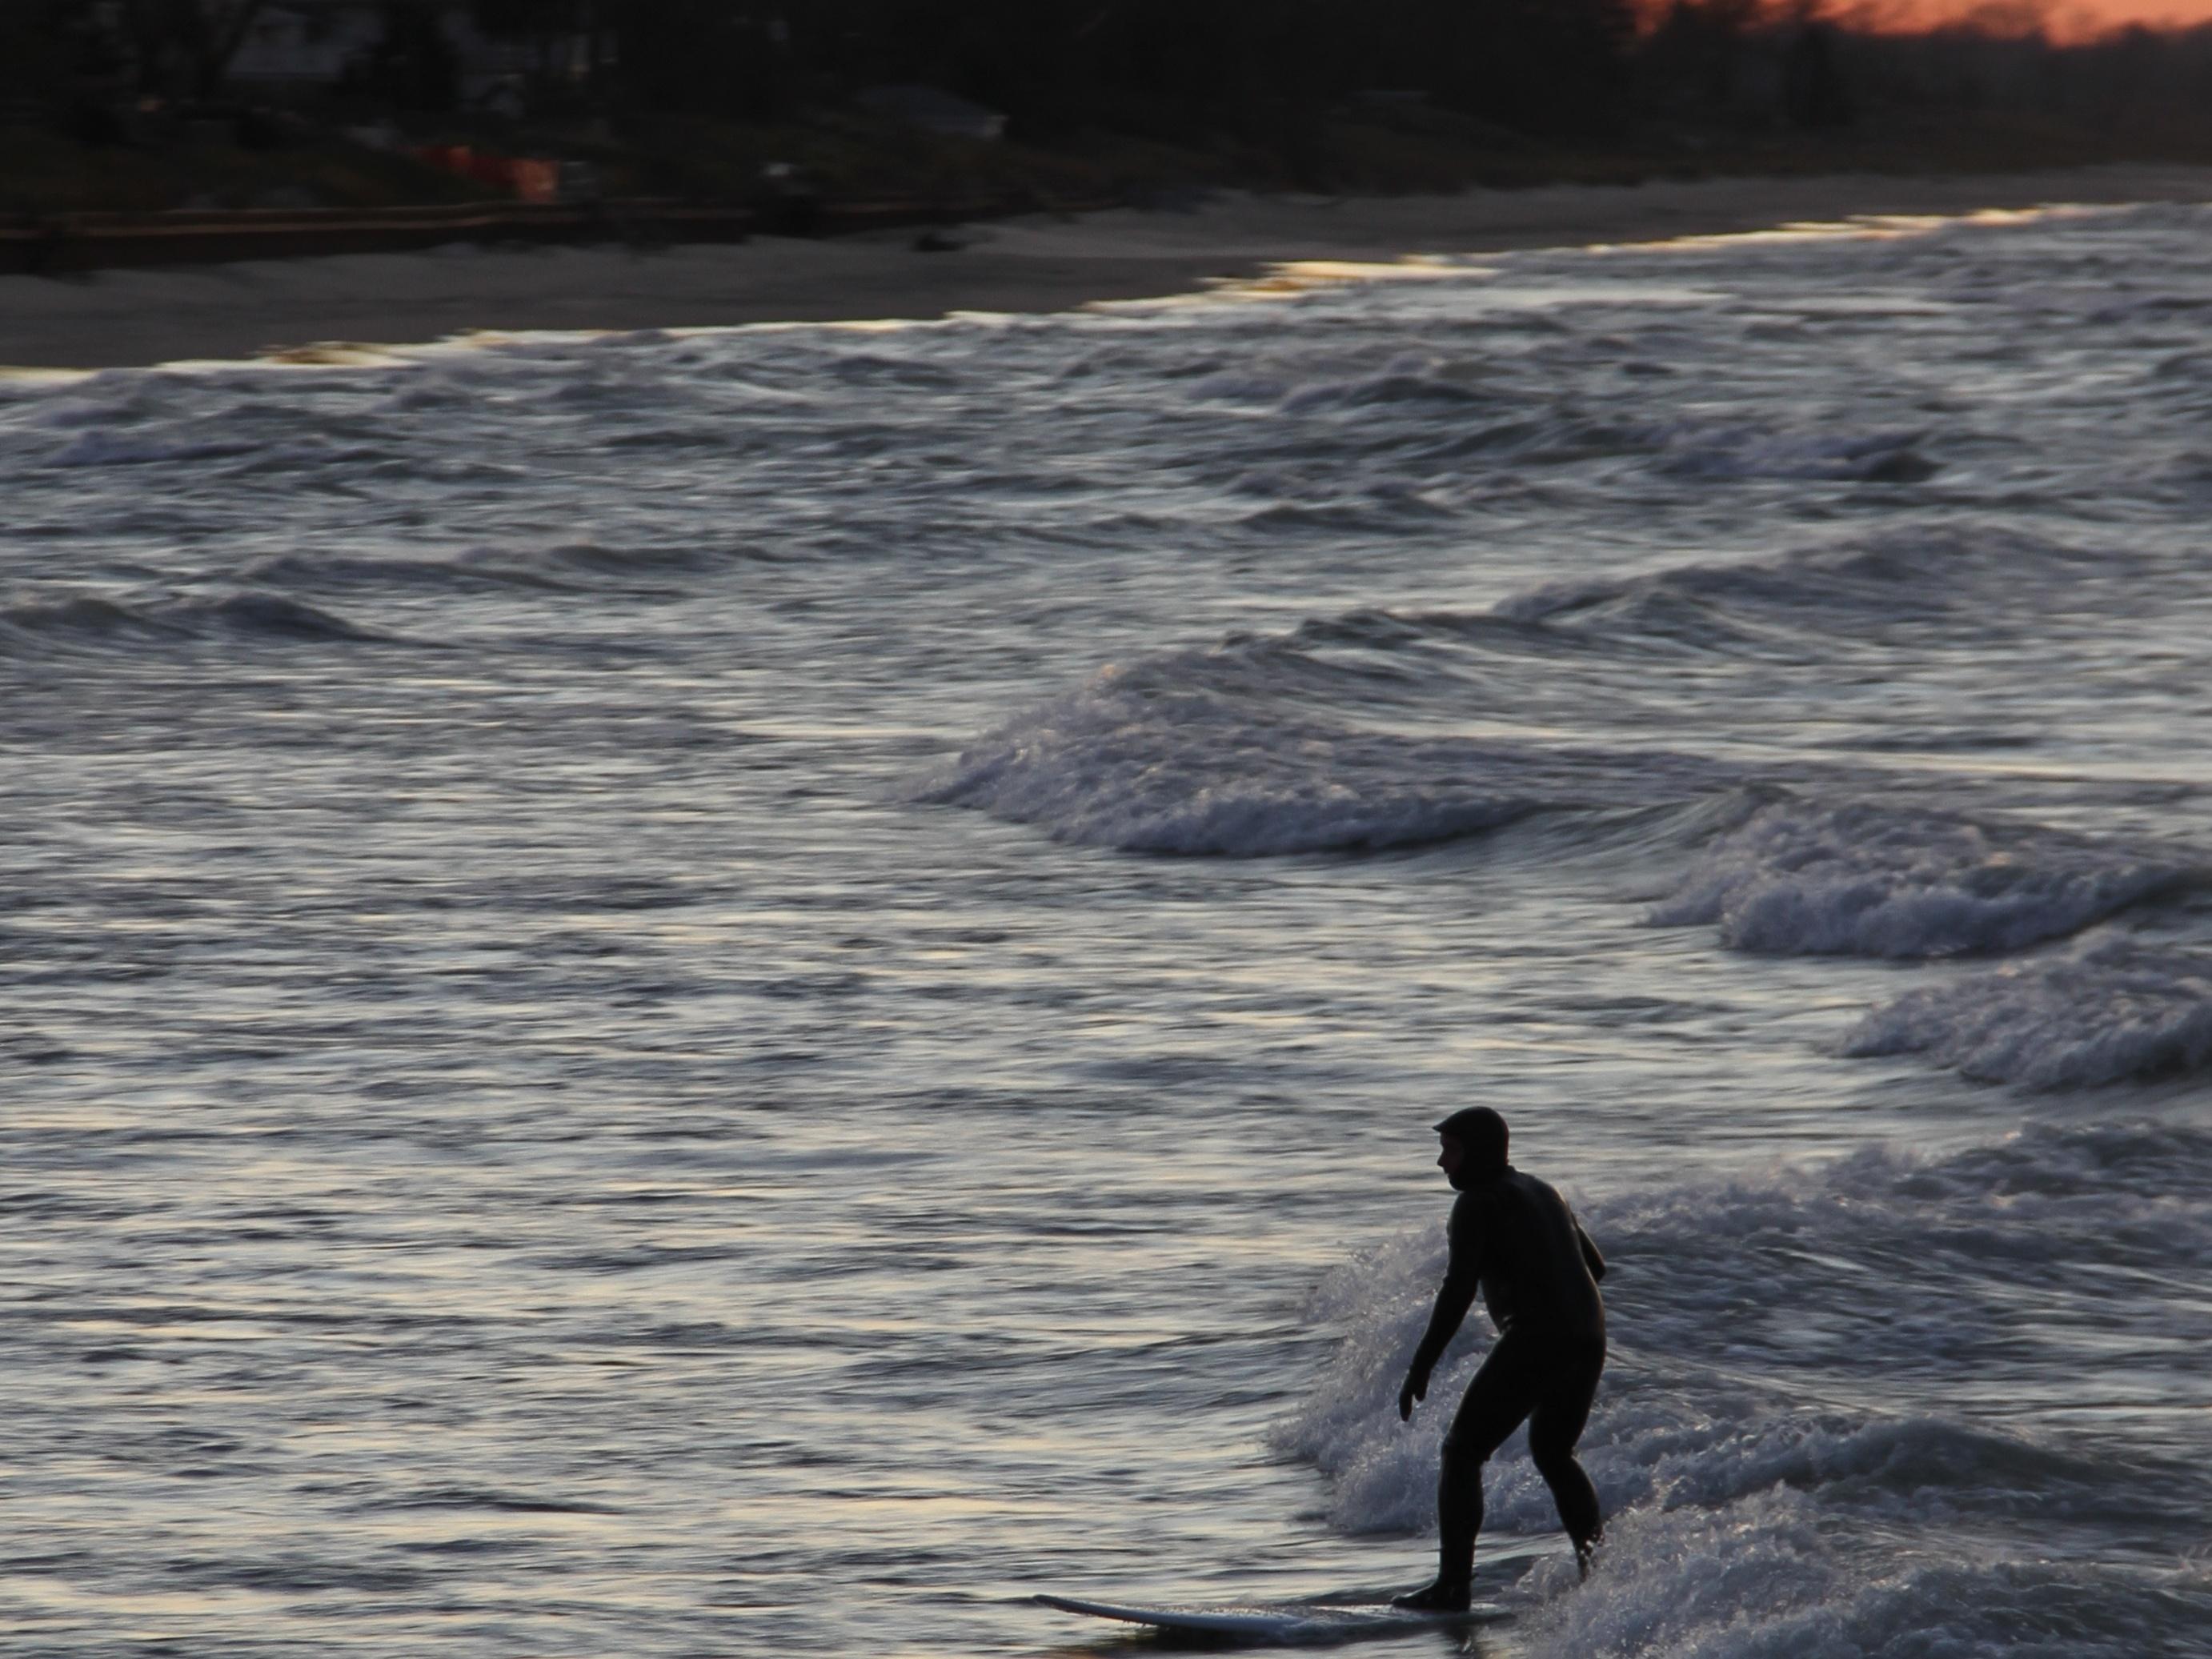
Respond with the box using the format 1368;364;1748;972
1392;1577;1471;1613
1576;1534;1603;1582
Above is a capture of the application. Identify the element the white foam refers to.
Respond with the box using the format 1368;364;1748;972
1844;940;2212;1088
916;659;1728;855
1653;798;2198;957
1519;1496;2212;1659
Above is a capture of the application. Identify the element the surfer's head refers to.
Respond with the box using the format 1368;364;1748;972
1433;1106;1508;1189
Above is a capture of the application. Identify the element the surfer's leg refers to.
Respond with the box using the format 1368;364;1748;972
1526;1338;1605;1565
1406;1332;1540;1608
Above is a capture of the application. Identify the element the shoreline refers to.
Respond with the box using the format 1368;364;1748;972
6;162;2210;372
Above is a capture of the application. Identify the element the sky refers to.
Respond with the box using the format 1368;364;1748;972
1846;0;2212;36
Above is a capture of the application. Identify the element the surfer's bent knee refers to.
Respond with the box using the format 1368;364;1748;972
1439;1432;1486;1472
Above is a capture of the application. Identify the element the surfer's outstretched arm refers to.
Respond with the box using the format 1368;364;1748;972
1401;1196;1484;1420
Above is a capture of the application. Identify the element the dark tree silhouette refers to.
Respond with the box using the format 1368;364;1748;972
115;0;269;100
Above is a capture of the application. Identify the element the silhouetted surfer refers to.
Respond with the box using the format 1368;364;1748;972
1394;1107;1606;1610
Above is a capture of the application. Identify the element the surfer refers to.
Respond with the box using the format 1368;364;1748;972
1393;1106;1606;1611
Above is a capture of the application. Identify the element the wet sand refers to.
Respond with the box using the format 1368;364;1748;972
5;164;2210;371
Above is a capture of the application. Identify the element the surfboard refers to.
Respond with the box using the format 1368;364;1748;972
1034;1591;1509;1642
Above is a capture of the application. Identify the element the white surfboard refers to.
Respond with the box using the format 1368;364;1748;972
1035;1591;1509;1642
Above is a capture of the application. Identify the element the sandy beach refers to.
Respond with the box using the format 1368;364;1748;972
5;162;2210;371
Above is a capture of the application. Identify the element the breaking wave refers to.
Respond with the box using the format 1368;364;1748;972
1843;939;2212;1087
925;527;2164;861
916;655;1737;855
1651;798;2199;958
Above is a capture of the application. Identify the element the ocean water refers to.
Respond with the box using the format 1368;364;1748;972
3;202;2210;1657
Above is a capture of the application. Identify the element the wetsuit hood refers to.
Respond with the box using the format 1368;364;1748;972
1436;1105;1510;1188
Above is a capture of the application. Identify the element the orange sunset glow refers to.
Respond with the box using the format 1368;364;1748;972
1834;0;2212;38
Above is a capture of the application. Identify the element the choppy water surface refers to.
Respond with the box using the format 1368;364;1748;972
5;203;2211;1657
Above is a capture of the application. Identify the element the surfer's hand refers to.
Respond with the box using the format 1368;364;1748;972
1398;1368;1427;1421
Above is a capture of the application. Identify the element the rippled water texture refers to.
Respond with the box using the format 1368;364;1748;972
4;203;2210;1657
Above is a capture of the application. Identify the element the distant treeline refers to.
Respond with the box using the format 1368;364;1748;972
10;0;2212;145
1638;2;2212;136
471;0;2212;142
624;0;1649;139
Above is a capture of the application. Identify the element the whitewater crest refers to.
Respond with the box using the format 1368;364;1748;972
1517;1497;2212;1659
915;657;1736;856
1651;798;2200;958
1843;939;2212;1088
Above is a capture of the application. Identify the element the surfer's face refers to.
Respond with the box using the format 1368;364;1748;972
1437;1135;1465;1181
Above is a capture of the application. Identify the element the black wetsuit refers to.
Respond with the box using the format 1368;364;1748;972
1406;1164;1605;1585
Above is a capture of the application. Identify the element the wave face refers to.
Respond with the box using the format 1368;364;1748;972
922;520;2210;1088
916;652;1744;855
923;516;2194;859
1490;528;2125;655
1843;940;2212;1087
0;587;393;654
1647;423;1941;483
